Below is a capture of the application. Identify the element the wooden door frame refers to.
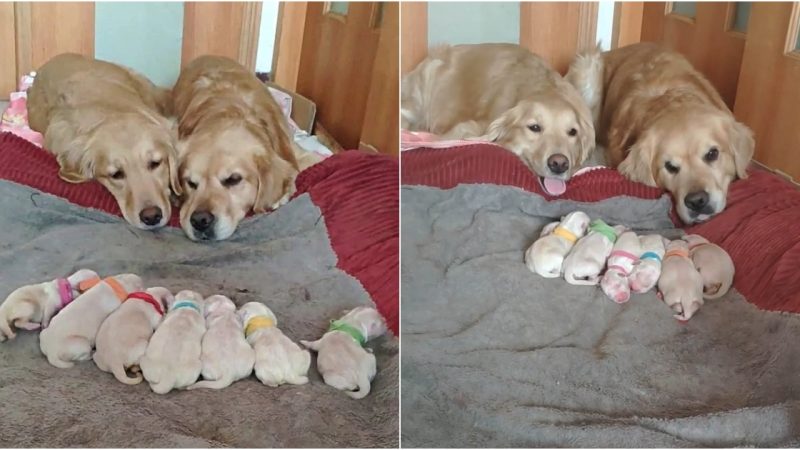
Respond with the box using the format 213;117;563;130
272;1;308;90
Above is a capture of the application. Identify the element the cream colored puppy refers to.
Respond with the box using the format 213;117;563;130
93;287;171;385
188;295;255;390
0;269;98;341
140;290;206;394
658;240;705;321
301;306;387;399
600;231;642;303
563;220;625;285
628;234;667;294
525;211;591;278
683;234;735;299
238;301;310;387
39;274;142;369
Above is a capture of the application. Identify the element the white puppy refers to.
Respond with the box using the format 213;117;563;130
188;295;255;390
237;301;310;387
563;220;625;285
658;240;705;321
39;274;143;369
600;231;641;303
525;211;591;278
0;269;99;341
93;287;172;385
628;234;667;294
140;290;206;394
301;306;387;399
683;234;735;299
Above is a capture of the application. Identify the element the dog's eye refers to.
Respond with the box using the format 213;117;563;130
110;170;125;180
186;180;198;190
664;161;680;174
222;174;242;188
528;124;542;133
704;147;719;163
148;160;162;170
567;128;577;137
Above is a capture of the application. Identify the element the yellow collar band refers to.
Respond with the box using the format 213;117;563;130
552;226;578;243
245;315;275;337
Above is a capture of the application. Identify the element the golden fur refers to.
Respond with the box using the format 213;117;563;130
27;53;179;229
172;55;301;241
567;43;754;223
402;43;595;180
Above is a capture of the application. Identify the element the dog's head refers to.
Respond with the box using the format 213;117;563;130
237;301;275;324
177;122;297;241
341;306;387;339
204;294;236;317
145;287;174;311
560;211;591;237
618;106;754;224
172;290;205;314
479;85;595;181
48;110;180;230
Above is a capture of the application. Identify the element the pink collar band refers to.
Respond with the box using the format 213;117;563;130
606;264;630;276
56;278;74;308
609;250;639;262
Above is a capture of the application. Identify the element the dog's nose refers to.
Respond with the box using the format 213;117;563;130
684;191;710;212
139;206;163;226
190;211;215;231
547;154;569;175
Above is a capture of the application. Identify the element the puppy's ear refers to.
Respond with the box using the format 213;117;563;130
617;134;657;186
252;150;297;213
540;221;559;237
728;119;754;180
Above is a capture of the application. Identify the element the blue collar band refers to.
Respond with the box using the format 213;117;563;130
640;252;662;263
172;301;201;313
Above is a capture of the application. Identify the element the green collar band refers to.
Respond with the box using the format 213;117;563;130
328;320;366;346
589;219;618;243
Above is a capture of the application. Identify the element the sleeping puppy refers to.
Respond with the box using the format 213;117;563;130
188;295;255;390
403;44;595;186
566;43;754;224
301;306;387;399
140;290;206;394
39;274;143;369
658;240;705;321
27;53;180;229
600;231;641;303
93;287;171;385
0;269;98;341
683;234;735;299
628;234;667;294
525;211;591;278
563;220;625;285
238;302;310;387
172;55;300;241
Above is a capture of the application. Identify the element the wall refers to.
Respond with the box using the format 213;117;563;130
255;0;279;73
427;2;519;45
596;1;614;50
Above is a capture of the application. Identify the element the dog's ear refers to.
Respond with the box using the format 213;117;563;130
252;149;297;214
560;82;597;165
728;119;754;180
46;113;105;183
478;105;524;143
617;134;657;187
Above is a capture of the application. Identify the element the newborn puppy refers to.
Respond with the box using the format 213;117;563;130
683;234;735;299
238;301;310;387
600;231;641;303
301;306;387;399
140;290;206;394
658;240;705;321
628;234;667;294
39;274;142;368
0;269;98;341
525;211;591;278
188;295;255;390
93;287;172;385
563;220;625;285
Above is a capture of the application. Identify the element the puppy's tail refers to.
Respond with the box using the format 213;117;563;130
565;42;604;128
187;377;233;390
345;372;372;400
113;364;143;385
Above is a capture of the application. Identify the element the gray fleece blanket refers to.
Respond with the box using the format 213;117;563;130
401;184;800;448
0;180;398;448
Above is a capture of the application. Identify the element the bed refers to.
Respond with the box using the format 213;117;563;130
401;141;800;447
0;132;398;447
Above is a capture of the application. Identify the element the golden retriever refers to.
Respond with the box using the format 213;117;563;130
566;43;754;224
402;43;595;182
27;53;180;229
172;55;300;241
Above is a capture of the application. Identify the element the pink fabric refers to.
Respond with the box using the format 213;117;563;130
56;278;74;308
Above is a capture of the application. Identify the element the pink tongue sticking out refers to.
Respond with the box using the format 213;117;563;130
542;177;567;196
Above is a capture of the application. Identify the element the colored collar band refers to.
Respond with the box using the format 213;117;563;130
56;278;74;308
607;264;630;276
172;300;201;314
552;226;578;243
665;248;690;259
127;292;164;315
640;252;662;263
609;250;638;262
77;277;128;301
589;220;618;243
245;315;275;337
328;320;366;346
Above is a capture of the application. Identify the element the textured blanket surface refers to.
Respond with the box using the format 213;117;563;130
401;184;800;447
0;180;398;448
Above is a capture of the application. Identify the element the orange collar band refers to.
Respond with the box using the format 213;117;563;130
665;248;690;259
77;277;128;302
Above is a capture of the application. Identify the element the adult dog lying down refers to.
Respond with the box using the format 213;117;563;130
567;43;754;224
402;44;595;186
28;53;179;230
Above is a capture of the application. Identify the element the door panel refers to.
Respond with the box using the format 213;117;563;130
519;2;597;74
400;2;427;75
182;2;261;70
0;3;16;97
733;2;800;179
641;2;746;108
